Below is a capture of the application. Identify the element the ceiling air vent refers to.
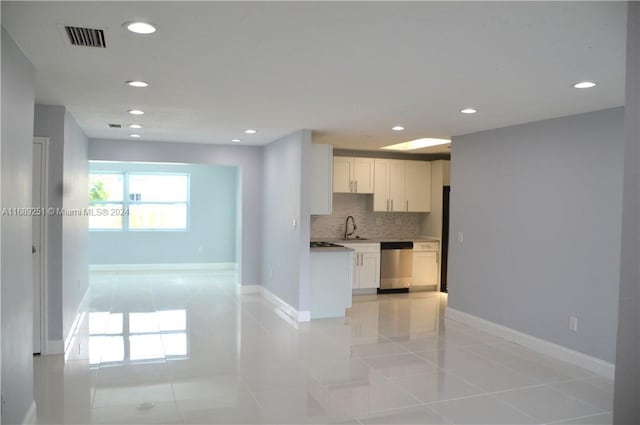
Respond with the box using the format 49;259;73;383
108;124;121;128
64;26;106;48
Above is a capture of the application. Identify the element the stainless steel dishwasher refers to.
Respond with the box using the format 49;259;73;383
378;241;413;293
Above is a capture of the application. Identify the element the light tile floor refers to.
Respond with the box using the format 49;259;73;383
34;269;613;424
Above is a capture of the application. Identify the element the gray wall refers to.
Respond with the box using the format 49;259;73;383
88;162;238;264
89;139;263;286
33;104;65;342
448;107;624;363
614;2;640;422
1;26;35;425
261;130;311;311
33;107;90;345
61;111;89;343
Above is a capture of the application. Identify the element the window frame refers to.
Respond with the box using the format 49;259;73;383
89;171;190;232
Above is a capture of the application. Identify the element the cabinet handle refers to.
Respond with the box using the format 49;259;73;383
391;199;394;211
355;180;358;192
386;199;389;211
350;180;353;192
406;200;409;211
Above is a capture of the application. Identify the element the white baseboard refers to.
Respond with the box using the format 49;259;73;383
260;285;311;323
63;288;90;359
238;284;310;323
45;339;64;355
445;308;615;379
89;262;237;272
22;400;36;425
236;284;261;294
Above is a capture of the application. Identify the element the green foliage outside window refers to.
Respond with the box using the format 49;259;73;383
89;180;109;201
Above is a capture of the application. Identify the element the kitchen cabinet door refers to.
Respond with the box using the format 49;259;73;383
353;158;374;193
412;251;438;286
405;160;431;212
358;252;380;289
373;159;390;211
333;157;352;193
388;159;405;212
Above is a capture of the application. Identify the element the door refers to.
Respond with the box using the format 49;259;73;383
441;186;450;293
387;160;405;212
373;159;389;211
358;252;380;289
405;161;431;212
353;158;374;193
32;137;48;354
413;251;438;286
333;157;352;193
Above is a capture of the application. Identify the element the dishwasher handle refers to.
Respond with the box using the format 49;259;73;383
380;241;414;250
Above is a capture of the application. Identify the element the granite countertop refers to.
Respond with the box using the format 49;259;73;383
310;246;354;253
311;236;440;244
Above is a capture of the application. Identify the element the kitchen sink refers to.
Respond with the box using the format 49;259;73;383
340;237;368;241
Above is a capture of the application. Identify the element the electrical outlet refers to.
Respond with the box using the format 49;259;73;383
569;316;578;332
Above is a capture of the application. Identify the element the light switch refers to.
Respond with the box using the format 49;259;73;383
292;218;297;228
457;232;464;243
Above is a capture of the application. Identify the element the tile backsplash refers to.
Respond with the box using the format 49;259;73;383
311;193;426;239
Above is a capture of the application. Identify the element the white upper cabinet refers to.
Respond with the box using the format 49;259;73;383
374;159;431;212
333;157;374;193
405;160;431;212
333;157;352;193
388;160;406;212
310;144;333;215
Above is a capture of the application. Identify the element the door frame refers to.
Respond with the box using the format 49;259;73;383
33;137;49;354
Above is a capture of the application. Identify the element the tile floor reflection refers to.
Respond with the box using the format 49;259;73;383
34;269;613;424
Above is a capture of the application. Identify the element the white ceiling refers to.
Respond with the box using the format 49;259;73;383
1;1;626;154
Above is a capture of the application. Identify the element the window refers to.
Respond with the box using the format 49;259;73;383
89;173;124;230
89;172;189;231
88;309;189;366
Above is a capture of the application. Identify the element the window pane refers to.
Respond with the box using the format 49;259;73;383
157;310;186;332
89;173;123;202
129;335;164;361
128;174;188;202
130;312;158;333
129;204;187;230
162;333;188;357
88;204;124;230
100;336;125;363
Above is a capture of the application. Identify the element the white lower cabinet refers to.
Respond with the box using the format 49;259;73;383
342;243;380;289
412;251;438;286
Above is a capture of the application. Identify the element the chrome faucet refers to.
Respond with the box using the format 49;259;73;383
344;215;357;239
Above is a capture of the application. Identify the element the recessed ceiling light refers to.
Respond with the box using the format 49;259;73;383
126;80;148;88
124;21;157;34
573;81;597;89
381;138;450;151
244;129;257;134
128;109;144;115
232;139;241;143
392;126;405;131
460;108;477;114
129;124;143;129
129;134;141;138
